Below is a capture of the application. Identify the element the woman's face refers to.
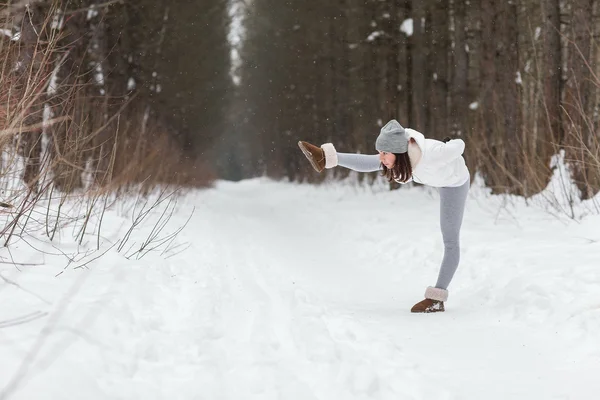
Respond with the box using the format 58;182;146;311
379;151;396;169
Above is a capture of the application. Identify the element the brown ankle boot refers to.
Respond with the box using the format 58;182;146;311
411;298;445;313
298;141;338;172
298;141;325;172
410;286;448;313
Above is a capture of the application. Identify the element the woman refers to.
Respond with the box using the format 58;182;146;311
297;119;470;313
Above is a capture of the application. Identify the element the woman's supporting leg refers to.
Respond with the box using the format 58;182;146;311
435;178;470;290
336;153;382;173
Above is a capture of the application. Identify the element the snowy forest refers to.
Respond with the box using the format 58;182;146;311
1;0;599;199
235;0;600;199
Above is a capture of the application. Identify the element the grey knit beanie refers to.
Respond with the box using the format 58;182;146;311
375;119;408;154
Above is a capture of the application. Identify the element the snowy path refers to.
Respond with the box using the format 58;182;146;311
2;179;600;399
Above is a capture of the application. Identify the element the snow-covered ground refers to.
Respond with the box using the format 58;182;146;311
2;177;600;400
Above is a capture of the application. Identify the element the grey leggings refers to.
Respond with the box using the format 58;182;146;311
337;153;469;290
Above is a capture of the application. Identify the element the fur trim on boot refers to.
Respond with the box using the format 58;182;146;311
321;143;338;169
425;286;448;302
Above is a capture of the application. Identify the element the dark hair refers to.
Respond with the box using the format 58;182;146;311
381;152;412;183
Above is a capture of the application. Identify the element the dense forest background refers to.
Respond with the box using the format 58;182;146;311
1;0;599;199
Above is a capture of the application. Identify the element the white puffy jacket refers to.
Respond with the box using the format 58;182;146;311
402;128;470;188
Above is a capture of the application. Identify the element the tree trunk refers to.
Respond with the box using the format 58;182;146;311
410;0;427;131
450;0;468;137
429;0;449;138
564;0;595;198
541;0;562;145
18;7;45;191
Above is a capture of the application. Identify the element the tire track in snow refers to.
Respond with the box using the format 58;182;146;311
194;183;442;399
